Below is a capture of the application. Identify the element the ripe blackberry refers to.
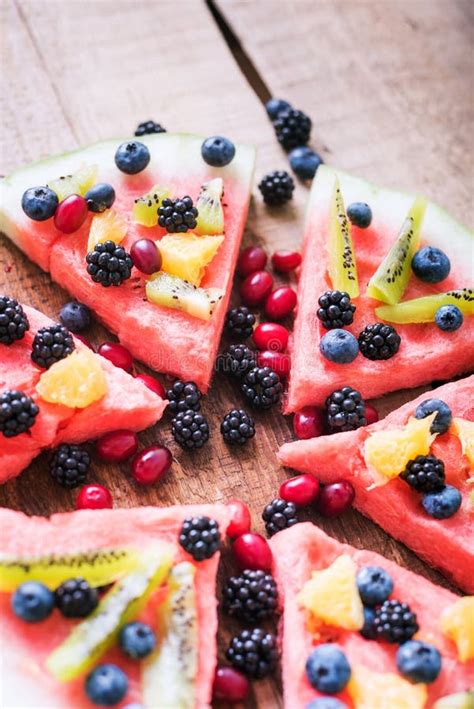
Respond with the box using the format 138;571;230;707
0;390;39;438
258;170;295;206
55;577;98;618
0;296;29;345
50;444;91;488
225;306;256;339
373;599;419;644
226;628;278;678
223;569;278;622
262;498;299;536
86;240;133;287
158;196;198;233
179;516;221;560
400;455;445;493
326;386;367;432
166;380;202;414
172;409;209;450
134;120;166;136
218;343;256;378
241;366;283;411
31;324;75;369
358;323;401;361
221;409;256;445
273;108;312;151
317;290;356;329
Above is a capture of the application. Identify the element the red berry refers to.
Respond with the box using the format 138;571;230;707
317;480;355;517
365;403;379;425
131;445;172;485
253;322;289;352
98;342;133;372
75;334;95;351
213;666;249;703
233;532;273;572
264;286;297;320
96;430;138;462
226;499;251;539
239;270;273;306
134;373;166;399
271;249;302;273
54;194;88;233
76;484;113;510
279;474;320;507
257;350;291;378
238;246;267;277
293;407;325;439
130;238;162;275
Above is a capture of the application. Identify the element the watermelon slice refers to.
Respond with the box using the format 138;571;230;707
278;376;474;592
0;134;255;391
270;523;473;709
0;302;166;483
0;503;230;708
286;165;474;412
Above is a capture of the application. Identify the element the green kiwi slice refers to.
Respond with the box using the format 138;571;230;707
195;178;224;235
146;272;223;321
375;288;474;323
433;691;474;709
328;177;359;298
132;185;170;227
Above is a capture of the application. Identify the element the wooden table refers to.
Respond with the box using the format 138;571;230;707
1;1;472;706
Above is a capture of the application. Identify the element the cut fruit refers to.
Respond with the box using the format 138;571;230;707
159;233;224;286
433;692;474;709
440;597;474;662
146;272;223;321
367;196;427;305
87;209;128;250
48;165;98;202
327;177;359;297
195;178;225;235
36;349;108;408
376;288;474;323
451;418;474;468
132;184;170;227
347;664;427;709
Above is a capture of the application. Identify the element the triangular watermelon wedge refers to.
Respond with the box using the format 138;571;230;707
1;302;166;483
286;165;474;412
278;376;474;592
0;134;255;391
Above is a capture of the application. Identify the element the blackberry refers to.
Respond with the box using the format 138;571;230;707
325;386;367;432
226;628;278;678
358;323;401;361
55;577;98;618
158;196;198;233
217;343;256;378
179;516;221;560
166;380;202;414
31;324;75;369
273;108;312;151
316;290;356;330
50;444;91;488
134;120;166;136
400;454;445;493
262;498;299;536
0;390;39;437
172;409;209;450
373;599;419;644
221;409;255;445
223;569;278;622
241;366;283;411
225;306;256;339
0;296;29;345
86;240;133;287
258;170;295;206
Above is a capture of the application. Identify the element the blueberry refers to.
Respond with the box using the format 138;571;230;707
415;398;452;434
346;202;372;229
422;484;462;519
265;98;292;120
85;664;128;706
356;566;394;607
201;136;235;167
119;621;156;659
21;186;58;221
289;147;323;180
12;581;55;622
320;329;359;364
305;699;348;709
85;183;116;213
305;644;351;694
411;246;451;284
360;606;377;640
115;141;150;175
396;640;442;683
60;301;91;333
435;305;463;332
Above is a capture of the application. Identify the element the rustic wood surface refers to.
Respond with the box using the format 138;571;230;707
0;1;472;707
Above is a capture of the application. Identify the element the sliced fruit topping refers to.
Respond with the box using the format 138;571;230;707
195;178;225;235
375;287;474;323
87;209;128;251
347;665;427;709
440;596;474;661
36;349;108;408
146;272;223;321
433;691;474;709
327;177;359;298
48;164;98;202
132;184;170;227
451;417;474;468
159;233;224;286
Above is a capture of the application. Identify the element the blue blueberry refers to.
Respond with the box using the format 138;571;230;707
435;305;463;332
12;581;55;622
119;621;156;659
306;699;348;709
320;329;359;364
85;183;116;213
60;301;91;333
115;141;150;175
346;202;372;229
85;664;128;706
289;146;323;180
305;644;351;694
360;606;377;640
396;640;442;683
356;566;394;607
201;136;235;167
415;398;452;434
411;246;451;284
265;98;292;120
21;186;58;221
422;485;462;519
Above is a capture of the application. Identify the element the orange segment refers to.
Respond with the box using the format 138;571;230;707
440;596;474;662
36;350;107;408
348;665;427;709
87;209;128;251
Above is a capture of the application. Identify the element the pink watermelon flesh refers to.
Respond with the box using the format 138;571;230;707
286;165;474;412
0;303;166;483
0;134;256;391
0;504;230;708
278;376;474;592
270;523;473;709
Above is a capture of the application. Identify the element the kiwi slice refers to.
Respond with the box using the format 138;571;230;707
375;288;474;324
146;272;223;321
142;562;197;709
328;178;359;298
433;691;474;709
132;185;170;227
367;196;426;304
46;544;173;681
48;165;97;202
195;178;224;235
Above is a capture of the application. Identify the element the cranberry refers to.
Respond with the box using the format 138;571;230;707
131;445;172;485
233;532;273;572
54;194;88;234
98;342;133;372
257;350;291;378
271;249;302;273
134;373;166;399
264;286;297;320
213;666;249;703
317;480;355;517
130;238;162;275
253;322;289;352
293;407;325;439
239;270;273;306
75;334;95;351
280;474;320;507
237;246;267;277
96;430;138;462
76;484;113;510
226;499;251;539
365;403;379;425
